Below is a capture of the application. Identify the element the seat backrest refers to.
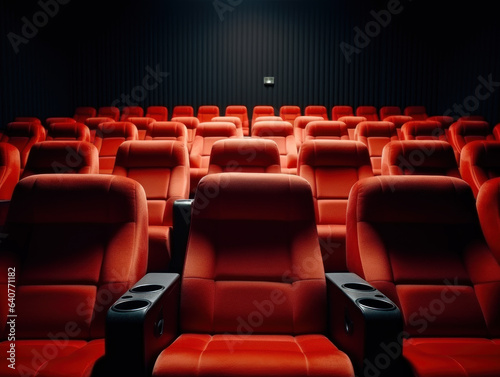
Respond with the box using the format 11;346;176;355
449;120;494;155
0;122;45;168
21;141;99;178
46;122;90;142
346;175;500;338
45;117;77;127
208;138;281;174
97;106;120;121
459;140;500;197
172;105;194;118
0;142;20;200
225;105;249;136
1;174;148;340
73;107;97;123
15;117;42;125
181;173;326;334
251;121;297;170
212;116;243;137
379;106;401;120
293;116;324;148
252;106;275;126
337;116;367;140
126;117;156;140
403;106;427;120
93;122;138;174
171;116;200;151
84;117;115;143
189;122;238;169
280;106;301;123
148;121;187;146
332;106;354;120
401;120;446;141
356;106;379;121
427;115;454;129
381;140;459;177
382;115;413;138
304;121;349;141
304;105;329;120
254;116;283;123
197;105;220;123
145;106;169;121
120;106;144;120
476;177;500;264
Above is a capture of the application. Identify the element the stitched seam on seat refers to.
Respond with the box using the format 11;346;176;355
196;336;212;377
294;337;310;376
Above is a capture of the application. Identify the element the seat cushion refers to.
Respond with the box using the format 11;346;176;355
148;225;171;272
0;339;104;377
153;334;354;377
317;224;347;272
404;338;500;377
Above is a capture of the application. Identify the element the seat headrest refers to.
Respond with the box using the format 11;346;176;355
210;139;280;167
299;140;370;167
356;121;396;137
294;116;324;129
96;122;137;138
195;122;237;137
252;121;294;137
462;141;500;167
384;141;457;169
116;140;188;168
171;117;200;129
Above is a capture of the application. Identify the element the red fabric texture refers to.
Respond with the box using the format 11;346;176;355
294;116;326;148
46;122;90;142
477;177;500;264
0;142;20;200
197;105;220;123
331;106;354;121
337;116;367;140
145;106;168;121
0;122;45;168
172;106;194;118
97;106;120;121
449;120;494;156
356;106;379;121
225;105;250;136
403;106;428;120
120;106;144;120
304;106;329;120
171;117;200;151
304;121;350;142
84;117;114;143
73;107;96;123
379;106;402;119
251;106;275;126
279;105;301;124
45;117;77;126
147;121;187;145
401;120;446;141
127;117;156;140
212;116;244;137
460;141;500;197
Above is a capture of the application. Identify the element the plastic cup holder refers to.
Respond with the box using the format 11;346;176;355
357;298;395;311
342;283;376;292
121;295;133;299
113;299;150;312
130;284;165;293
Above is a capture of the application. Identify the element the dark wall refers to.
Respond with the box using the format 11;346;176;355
1;0;500;127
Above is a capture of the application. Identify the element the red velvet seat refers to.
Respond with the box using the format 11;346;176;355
84;117;115;143
298;140;373;272
0;174;148;377
305;105;329;120
337;116;367;140
346;175;500;377
379;106;401;120
212;116;243;137
73;106;96;123
477;177;500;262
225;105;250;136
0;122;45;170
147;121;187;146
93;122;138;174
145;106;169;121
172;105;194;118
304;121;349;142
197;105;219;123
251;121;298;174
151;173;355;377
0;143;20;200
113;140;189;272
208;138;281;174
280;105;301;124
381;140;460;177
21;141;99;178
171;117;199;152
449;120;494;164
382;115;413;138
97;106;120;121
127;117;156;140
293;116;324;149
427;115;454;129
254;116;282;123
251;106;275;127
354;121;399;175
492;123;500;140
356;106;379;121
120;106;144;120
45;117;77;127
460;140;500;197
46;122;90;142
401;120;446;141
403;105;428;120
331;106;353;121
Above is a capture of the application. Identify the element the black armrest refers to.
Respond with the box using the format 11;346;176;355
105;273;180;377
169;199;193;273
327;272;406;377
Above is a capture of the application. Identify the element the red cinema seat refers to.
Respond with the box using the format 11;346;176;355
355;121;398;175
381;140;460;177
85;117;115;143
45;117;77;127
305;105;329;120
0;174;148;377
73;107;96;123
379;106;401;120
148;121;187;146
298;140;373;272
148;173;355;377
346;175;500;377
401;120;446;141
46;122;90;142
356;106;379;121
382;115;413;139
0;122;45;170
172;106;194;118
304;121;349;141
97;106;120;121
171;117;199;152
280;105;301;123
208;138;281;174
427;115;454;130
0;143;20;200
337;116;367;140
189;122;238;192
254;116;282;123
251;105;275;127
449;120;494;163
145;106;169;121
403;105;428;120
493;123;500;140
477;177;500;262
212;116;243;137
251;121;298;174
113;140;190;272
120;106;144;120
293;116;324;149
127;117;156;140
93;122;138;174
21;141;99;178
460;115;486;121
331;106;354;121
197;105;219;123
460;140;500;198
14;117;42;125
225;105;250;136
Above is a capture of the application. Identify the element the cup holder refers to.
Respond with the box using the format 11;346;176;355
113;299;150;312
342;283;376;292
130;284;165;293
357;298;395;311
